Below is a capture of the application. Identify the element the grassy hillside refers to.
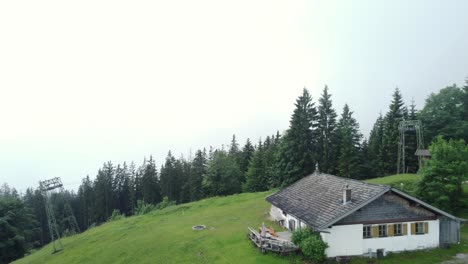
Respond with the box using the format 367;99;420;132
15;191;299;264
15;174;468;264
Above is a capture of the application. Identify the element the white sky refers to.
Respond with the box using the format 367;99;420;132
1;1;468;191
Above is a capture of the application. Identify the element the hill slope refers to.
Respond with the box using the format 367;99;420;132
15;191;296;264
15;174;468;264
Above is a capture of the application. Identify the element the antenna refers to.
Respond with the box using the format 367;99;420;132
39;177;80;253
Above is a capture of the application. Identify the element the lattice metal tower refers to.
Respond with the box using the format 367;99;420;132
39;177;80;253
397;120;424;174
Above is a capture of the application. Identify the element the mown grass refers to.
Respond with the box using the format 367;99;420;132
15;192;300;264
15;174;468;264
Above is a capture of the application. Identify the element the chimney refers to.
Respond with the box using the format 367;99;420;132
314;163;319;176
343;184;351;205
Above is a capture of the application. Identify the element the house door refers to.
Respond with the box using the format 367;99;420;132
288;219;296;231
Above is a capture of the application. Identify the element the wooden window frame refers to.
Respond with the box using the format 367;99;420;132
415;222;425;235
363;225;372;239
378;224;387;237
394;223;403;236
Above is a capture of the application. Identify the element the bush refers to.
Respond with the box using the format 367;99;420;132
156;196;176;210
292;228;328;263
135;200;155;215
108;209;125;221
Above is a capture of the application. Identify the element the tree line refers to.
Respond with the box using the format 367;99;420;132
1;80;467;263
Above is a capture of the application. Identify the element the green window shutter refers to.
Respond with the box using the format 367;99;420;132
424;222;429;234
403;223;408;235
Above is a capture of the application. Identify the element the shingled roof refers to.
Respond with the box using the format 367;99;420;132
266;173;390;230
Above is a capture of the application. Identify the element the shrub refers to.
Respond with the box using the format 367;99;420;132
135;200;155;215
292;228;328;263
108;209;125;221
157;196;176;210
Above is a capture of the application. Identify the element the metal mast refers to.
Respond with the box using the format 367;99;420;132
39;177;80;253
397;120;424;174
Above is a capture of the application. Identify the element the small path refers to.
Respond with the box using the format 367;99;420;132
441;253;468;264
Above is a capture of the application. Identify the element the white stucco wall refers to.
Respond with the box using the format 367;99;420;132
269;205;307;230
320;224;363;257
321;220;440;258
362;220;439;254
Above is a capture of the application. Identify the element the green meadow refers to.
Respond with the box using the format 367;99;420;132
15;174;468;264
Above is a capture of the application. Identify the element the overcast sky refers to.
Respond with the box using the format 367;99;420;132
1;1;467;192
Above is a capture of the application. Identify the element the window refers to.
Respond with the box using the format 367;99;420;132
415;222;425;234
378;225;387;237
363;225;372;238
394;223;403;236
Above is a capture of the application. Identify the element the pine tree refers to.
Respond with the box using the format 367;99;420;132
77;175;94;229
245;139;267;192
405;99;419;173
93;161;115;222
367;113;385;177
189;149;207;201
239;139;255;176
228;134;243;182
160;152;184;203
336;104;362;178
381;88;406;174
203;150;242;196
141;156;161;204
277;88;318;185
317;86;338;174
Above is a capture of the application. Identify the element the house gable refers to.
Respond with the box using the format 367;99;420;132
337;191;436;225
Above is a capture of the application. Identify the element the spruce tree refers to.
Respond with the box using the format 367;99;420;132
160;152;178;202
203;150;242;196
317;86;338;174
381;88;406;174
245;139;267;192
405;99;419;173
141;156;161;204
239;139;255;176
277;88;318;185
368;113;385;177
336;104;362;178
189;149;207;201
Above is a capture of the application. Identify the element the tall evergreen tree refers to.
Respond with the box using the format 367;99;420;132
276;88;318;186
228;134;243;182
367;113;385;177
245;139;267;192
77;175;94;229
239;138;255;176
381;88;406;174
140;156;161;204
203;150;242;196
317;86;338;174
189;149;207;201
405;99;419;173
93;162;115;222
336;104;362;178
160;152;181;202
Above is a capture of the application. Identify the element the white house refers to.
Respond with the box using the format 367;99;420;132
266;171;463;258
